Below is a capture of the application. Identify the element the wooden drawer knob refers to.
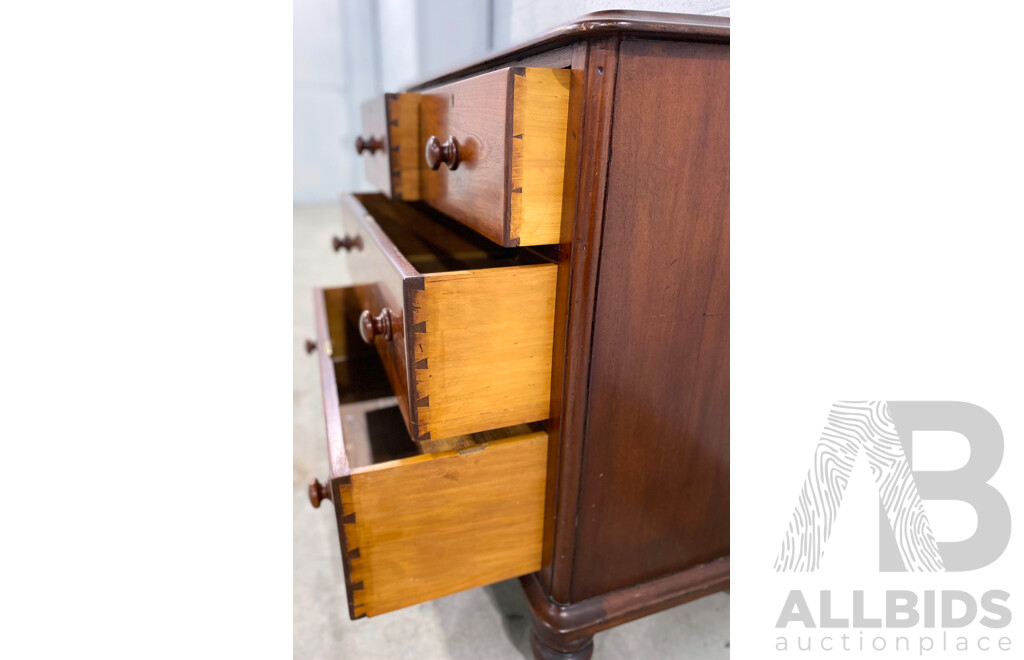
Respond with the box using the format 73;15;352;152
359;308;393;344
308;478;332;508
425;136;459;170
332;234;364;252
355;136;384;155
304;339;317;354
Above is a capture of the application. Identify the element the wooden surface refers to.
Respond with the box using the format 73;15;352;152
421;68;510;244
386;93;423;200
321;288;394;406
541;37;621;602
523;556;729;657
511;68;570;246
310;13;733;645
359;96;393;197
415;421;536;455
337;431;549;618
340;196;415;432
568;38;730;602
341;194;558;442
315;283;550;620
406;10;729;91
421;67;570;247
410;263;558;440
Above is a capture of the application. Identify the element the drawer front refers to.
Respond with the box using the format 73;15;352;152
340;193;557;442
357;94;422;200
420;67;570;247
312;285;547;619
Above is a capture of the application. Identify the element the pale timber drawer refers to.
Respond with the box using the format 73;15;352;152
334;193;557;442
310;285;547;618
419;67;570;247
354;93;423;201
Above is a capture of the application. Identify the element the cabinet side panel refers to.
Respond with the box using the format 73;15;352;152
570;39;730;602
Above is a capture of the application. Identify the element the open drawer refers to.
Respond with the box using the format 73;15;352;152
355;93;423;201
334;193;557;442
310;286;547;619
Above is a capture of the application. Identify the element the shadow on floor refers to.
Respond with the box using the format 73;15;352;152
434;578;534;660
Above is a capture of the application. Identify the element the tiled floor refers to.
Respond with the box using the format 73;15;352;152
293;203;730;659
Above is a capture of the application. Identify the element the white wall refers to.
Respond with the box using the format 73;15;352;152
493;0;729;50
294;0;378;205
294;0;729;205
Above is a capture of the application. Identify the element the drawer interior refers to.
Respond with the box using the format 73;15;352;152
342;395;543;467
353;192;556;273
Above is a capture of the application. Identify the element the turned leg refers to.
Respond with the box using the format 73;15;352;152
529;619;594;660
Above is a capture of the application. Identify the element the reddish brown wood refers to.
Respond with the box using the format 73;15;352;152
523;557;729;659
332;234;364;252
424;135;460;170
311;286;363;618
358;308;393;344
308;478;332;508
541;37;620;603
419;68;511;246
531;633;593;660
567;38;730;602
406;11;728;91
355;135;385;154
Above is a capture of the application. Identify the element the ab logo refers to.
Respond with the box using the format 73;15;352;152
775;401;1010;572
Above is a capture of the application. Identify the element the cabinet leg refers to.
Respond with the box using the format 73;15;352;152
529;622;594;660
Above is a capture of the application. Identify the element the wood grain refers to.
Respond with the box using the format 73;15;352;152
337;431;548;618
420;67;569;247
523;556;729;656
386;93;423;200
410;263;557;440
358;94;425;200
541;37;620;602
405;11;728;91
569;38;730;602
316;283;550;619
339;196;415;430
421;68;510;244
339;194;558;442
511;68;571;246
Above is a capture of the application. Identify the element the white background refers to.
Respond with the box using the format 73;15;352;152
1;1;1022;658
734;0;1024;657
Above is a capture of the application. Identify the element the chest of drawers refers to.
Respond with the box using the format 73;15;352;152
307;10;729;659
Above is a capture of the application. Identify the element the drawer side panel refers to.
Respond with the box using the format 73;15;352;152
421;69;511;245
510;67;570;246
337;432;548;617
409;263;557;440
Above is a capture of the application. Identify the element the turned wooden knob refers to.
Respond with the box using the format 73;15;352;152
359;308;393;344
355;136;384;155
304;339;317;354
308;478;331;508
332;234;363;252
425;136;459;170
